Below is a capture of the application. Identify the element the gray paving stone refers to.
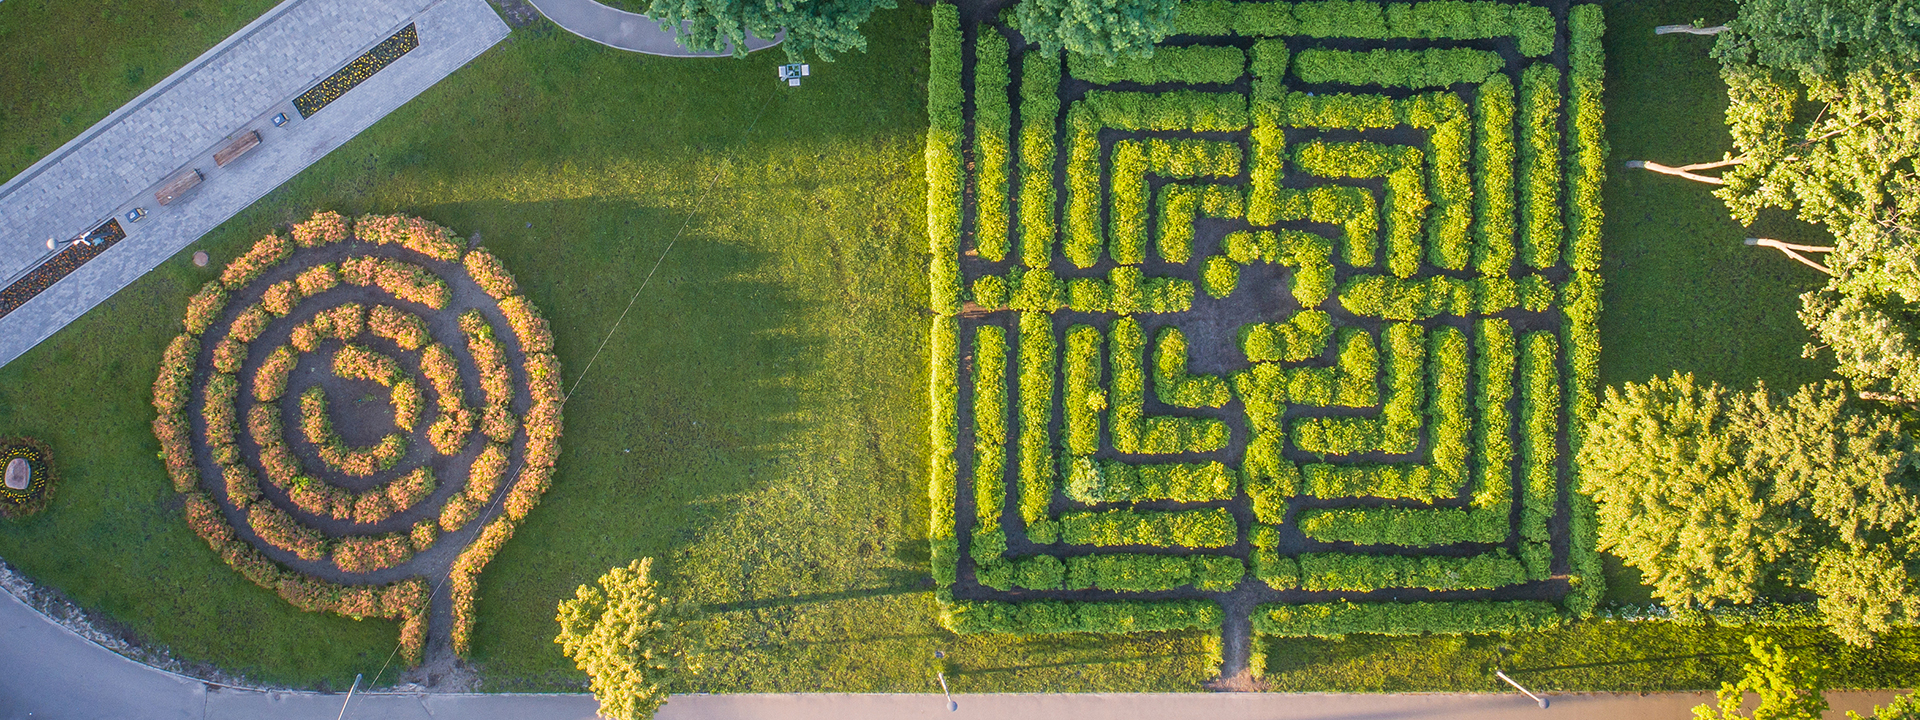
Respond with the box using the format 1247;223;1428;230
0;0;511;369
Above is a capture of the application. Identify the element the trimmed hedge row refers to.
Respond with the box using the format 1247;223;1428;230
976;30;1012;263
1063;324;1104;456
1159;183;1244;264
1338;273;1556;320
1518;63;1562;269
927;4;962;313
974;267;1194;315
1473;75;1516;277
972;327;1009;566
1018;312;1058;543
1172;1;1555;58
1473;318;1516;515
1519;331;1559;579
1567;5;1606;272
1109;139;1241;264
1154;327;1230;408
1110;318;1231;454
1064;459;1238;504
1202;256;1238;298
1297;550;1527;592
1018;51;1060;269
1290;140;1427;277
1293;48;1502;89
1254;600;1562;637
1297;506;1506;547
1563;270;1605;614
1291;323;1421;456
1295;327;1467;502
459;311;518;444
930;317;959;587
1067;553;1244;591
941;598;1222;634
1069;45;1247;85
1059;507;1237;548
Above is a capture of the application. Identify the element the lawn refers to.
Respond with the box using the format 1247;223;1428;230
0;0;1909;695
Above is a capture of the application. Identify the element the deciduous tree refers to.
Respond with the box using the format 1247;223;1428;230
1015;0;1179;63
646;0;897;61
1581;374;1920;645
555;558;698;720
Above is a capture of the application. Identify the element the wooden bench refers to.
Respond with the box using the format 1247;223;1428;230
213;130;260;167
155;169;203;206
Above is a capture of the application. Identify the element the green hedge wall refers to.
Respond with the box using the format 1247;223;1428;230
943;599;1223;634
1293;48;1503;89
975;30;1012;262
1254;600;1562;637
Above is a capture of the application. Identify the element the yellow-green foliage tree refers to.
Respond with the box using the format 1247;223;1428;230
1693;635;1920;720
555;559;696;720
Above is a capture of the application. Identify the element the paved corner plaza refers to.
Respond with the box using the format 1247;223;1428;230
0;0;510;369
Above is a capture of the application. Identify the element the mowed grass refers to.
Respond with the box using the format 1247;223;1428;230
0;0;281;181
0;7;1212;690
0;0;1903;694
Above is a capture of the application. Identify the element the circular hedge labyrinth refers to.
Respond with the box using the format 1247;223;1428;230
151;211;562;664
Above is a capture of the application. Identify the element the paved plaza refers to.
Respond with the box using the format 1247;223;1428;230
0;0;510;369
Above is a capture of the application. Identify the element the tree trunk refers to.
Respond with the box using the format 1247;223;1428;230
1745;238;1834;274
1655;24;1729;35
1624;159;1742;185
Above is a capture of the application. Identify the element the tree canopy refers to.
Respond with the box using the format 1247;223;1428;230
1580;374;1920;645
1692;636;1830;720
555;558;697;720
1014;0;1180;63
1713;0;1920;79
646;0;897;61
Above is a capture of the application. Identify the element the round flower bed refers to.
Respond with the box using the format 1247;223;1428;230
151;211;563;664
0;437;56;518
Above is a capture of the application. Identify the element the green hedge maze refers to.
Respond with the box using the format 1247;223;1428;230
926;1;1607;677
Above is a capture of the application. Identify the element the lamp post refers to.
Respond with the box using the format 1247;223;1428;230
335;673;362;720
1495;670;1549;709
934;650;957;712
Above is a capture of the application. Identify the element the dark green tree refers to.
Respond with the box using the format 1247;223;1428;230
1014;0;1179;63
647;0;896;61
1581;374;1920;645
1712;0;1920;78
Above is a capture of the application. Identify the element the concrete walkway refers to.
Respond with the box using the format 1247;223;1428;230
0;0;509;369
523;0;780;56
1;578;1908;720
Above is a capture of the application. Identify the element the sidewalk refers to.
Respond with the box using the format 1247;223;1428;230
1;578;1906;720
0;0;510;369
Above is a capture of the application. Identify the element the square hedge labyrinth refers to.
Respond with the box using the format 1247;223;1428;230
925;0;1608;650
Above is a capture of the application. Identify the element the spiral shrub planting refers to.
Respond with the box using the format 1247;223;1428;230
152;211;564;664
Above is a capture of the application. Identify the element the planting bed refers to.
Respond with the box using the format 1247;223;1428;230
151;210;561;664
926;0;1607;674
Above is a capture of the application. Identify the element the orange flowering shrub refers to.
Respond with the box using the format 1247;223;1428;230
295;263;340;297
466;443;508;503
333;343;401;384
248;500;328;561
229;305;271;343
211;338;246;374
152;334;195;414
223;463;260;504
392;379;421;431
498;296;552;352
260;443;300;489
461;312;516;443
385;466;437;512
369;304;429;350
153;415;195;492
503;463;552;521
287;478;353;519
420;342;472;455
410;519;438;551
463;248;518;300
201;373;238;448
340;256;449;309
290;211;351;247
262;279;301;317
439;493;481;532
355;214;463;262
183;282;228;335
252;345;297;402
221;233;293;290
448;516;515;654
333;533;413;573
